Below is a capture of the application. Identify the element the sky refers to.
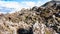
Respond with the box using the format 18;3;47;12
0;0;51;14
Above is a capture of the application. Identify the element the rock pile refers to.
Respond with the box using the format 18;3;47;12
0;0;60;34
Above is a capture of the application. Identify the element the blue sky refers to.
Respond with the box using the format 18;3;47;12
0;0;51;13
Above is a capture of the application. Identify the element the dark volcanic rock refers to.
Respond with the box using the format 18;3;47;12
17;27;33;34
42;1;60;8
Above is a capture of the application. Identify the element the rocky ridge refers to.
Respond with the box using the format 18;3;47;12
0;1;60;34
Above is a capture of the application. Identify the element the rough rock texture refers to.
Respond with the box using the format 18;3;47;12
0;1;60;34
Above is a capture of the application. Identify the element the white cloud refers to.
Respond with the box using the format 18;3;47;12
22;2;35;7
0;1;24;13
20;1;44;8
0;1;22;10
0;12;6;14
0;1;38;13
48;0;51;1
20;1;36;8
0;0;51;13
0;1;36;12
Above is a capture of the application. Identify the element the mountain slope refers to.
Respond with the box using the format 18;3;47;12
0;1;60;34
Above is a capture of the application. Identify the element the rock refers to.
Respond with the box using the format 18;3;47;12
0;0;60;34
31;6;38;11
